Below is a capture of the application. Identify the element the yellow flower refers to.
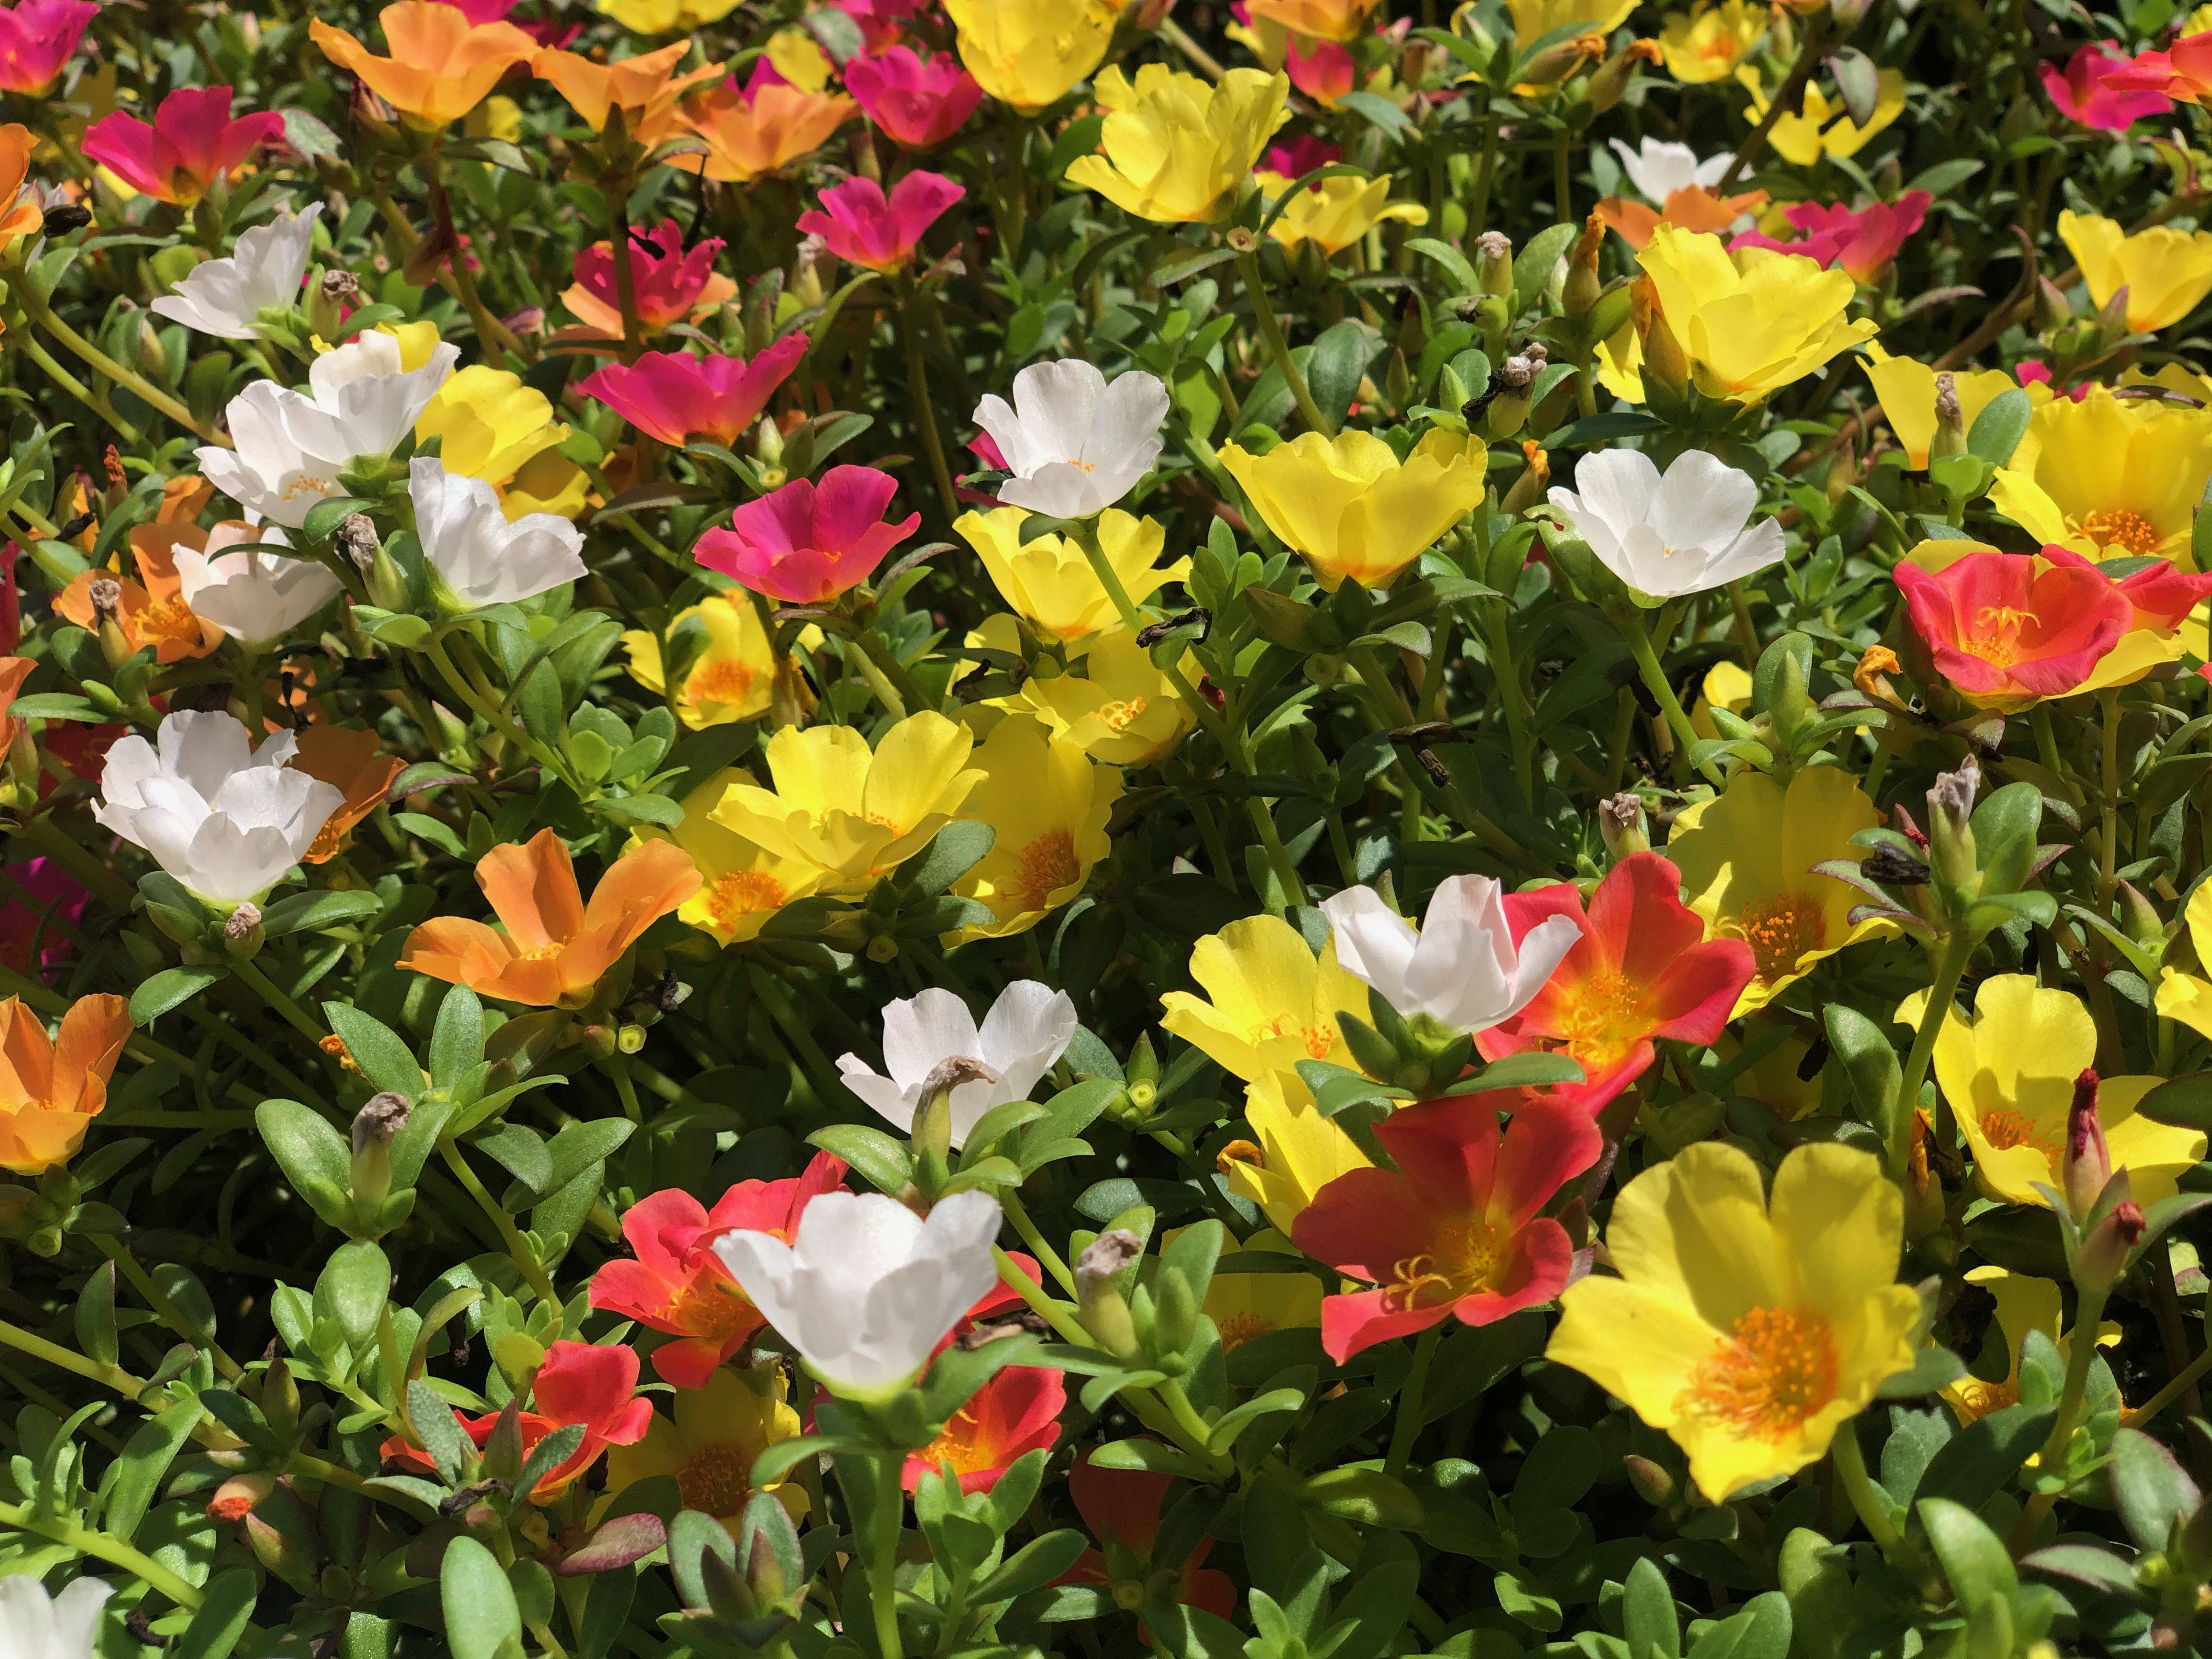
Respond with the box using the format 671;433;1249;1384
765;26;832;91
602;1366;806;1532
2059;210;2212;334
2157;880;2212;1040
1260;172;1429;256
1219;429;1489;591
640;769;825;945
1899;974;2205;1209
1548;1141;1921;1502
1711;1028;1825;1122
1666;765;1897;1014
1939;1266;2119;1427
955;507;1186;644
1689;660;1752;741
1606;224;1877;405
1987;386;2212;567
1165;1224;1324;1348
1221;1073;1371;1234
1861;345;2021;470
1160;914;1368;1096
1066;65;1290;224
1507;0;1636;52
502;451;591;521
2188;1;2212;31
416;365;572;516
709;710;984;895
1659;0;1764;82
381;319;448;370
596;0;735;32
944;0;1119;114
620;594;783;727
466;94;522;140
1017;624;1198;766
1737;66;1904;164
949;716;1121;940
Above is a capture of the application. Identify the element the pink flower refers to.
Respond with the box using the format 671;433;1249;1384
1287;35;1355;104
0;859;88;975
2041;42;2172;130
833;0;921;53
2016;360;2090;402
578;336;808;448
797;171;964;273
0;0;95;93
694;466;919;604
560;220;737;338
1729;190;1931;284
1262;134;1343;178
83;87;284;207
967;430;1007;470
844;47;982;147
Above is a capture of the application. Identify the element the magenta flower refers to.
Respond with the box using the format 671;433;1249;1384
1262;134;1344;179
83;87;284;207
694;467;919;605
797;172;964;274
578;336;808;448
1729;191;1932;284
0;0;95;94
561;221;734;338
845;47;983;148
2041;42;2172;131
832;0;921;54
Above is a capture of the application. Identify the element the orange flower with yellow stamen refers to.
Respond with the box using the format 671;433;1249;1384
399;828;701;1007
57;529;225;663
309;3;539;131
291;726;404;865
675;80;856;183
0;124;44;262
0;994;133;1174
533;40;723;146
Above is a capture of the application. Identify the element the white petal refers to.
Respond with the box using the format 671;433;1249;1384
1008;359;1107;466
880;988;982;1088
1320;887;1419;1012
1701;516;1788;587
1647;449;1758;554
1563;448;1662;538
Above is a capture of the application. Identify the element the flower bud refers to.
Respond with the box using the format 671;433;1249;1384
2074;1197;2146;1294
1476;230;1513;296
1925;755;1980;891
913;1054;994;1165
308;268;359;342
1599;793;1649;858
1563;212;1605;317
223;900;264;961
1929;372;1967;461
2063;1069;2111;1220
207;1471;275;1523
351;1090;411;1212
1499;442;1551;514
1622;1454;1677;1506
1630;274;1690;402
1076;1229;1144;1361
88;577;134;669
2033;272;2073;335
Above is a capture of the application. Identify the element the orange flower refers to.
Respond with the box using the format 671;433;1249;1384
0;656;34;751
0;124;42;259
57;529;224;663
291;726;404;864
1245;0;1380;40
157;475;215;524
535;41;722;146
1595;184;1767;249
0;994;132;1174
309;3;539;130
399;828;701;1007
676;82;856;183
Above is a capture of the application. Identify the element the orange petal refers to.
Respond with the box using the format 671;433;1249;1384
53;994;130;1117
476;827;585;952
0;996;53;1111
580;838;703;951
400;917;523;991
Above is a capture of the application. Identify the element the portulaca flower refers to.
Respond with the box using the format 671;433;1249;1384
1548;449;1786;600
838;981;1079;1148
972;359;1170;519
151;201;322;340
1322;876;1583;1035
1607;139;1735;206
95;712;343;905
0;1577;111;1659
409;457;586;608
711;1188;1004;1400
170;522;343;648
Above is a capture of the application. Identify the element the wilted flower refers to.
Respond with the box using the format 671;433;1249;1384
1548;448;1785;599
972;360;1171;520
692;467;919;605
152;202;323;340
838;980;1079;1146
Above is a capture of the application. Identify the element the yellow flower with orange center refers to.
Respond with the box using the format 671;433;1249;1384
1939;1266;2120;1427
2059;209;2212;334
1014;624;1199;768
642;768;824;946
1658;0;1764;82
600;1366;805;1535
1548;1140;1921;1500
620;594;799;729
1987;386;2212;568
1161;913;1368;1103
1220;1072;1372;1235
947;715;1121;941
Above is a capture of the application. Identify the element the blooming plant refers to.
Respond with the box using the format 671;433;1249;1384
8;2;2212;1657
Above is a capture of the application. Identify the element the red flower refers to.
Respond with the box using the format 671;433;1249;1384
843;46;981;148
1894;547;2132;709
693;466;919;605
82;86;284;207
2057;541;2212;631
590;1150;848;1388
1263;135;1343;178
2041;41;2173;129
382;1340;652;1500
2103;36;2212;106
1476;852;1753;1113
1064;1450;1236;1621
561;220;736;339
1286;35;1354;104
1729;192;1931;285
1291;1095;1602;1362
902;1364;1065;1493
578;337;806;449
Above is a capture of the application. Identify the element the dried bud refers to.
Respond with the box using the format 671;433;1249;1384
1930;371;1966;460
1076;1229;1144;1359
913;1054;996;1164
1598;793;1649;858
321;269;361;301
222;900;264;959
1522;341;1548;366
352;1091;411;1156
1852;645;1903;705
657;973;692;1014
335;514;380;572
2063;1069;2111;1220
87;576;122;624
2074;1197;2146;1294
1926;755;1980;889
1499;354;1538;388
1861;847;1931;887
1476;230;1513;295
1215;1138;1263;1178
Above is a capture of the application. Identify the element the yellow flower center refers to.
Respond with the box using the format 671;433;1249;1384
1384;1217;1510;1313
1677;1306;1839;1441
675;1442;752;1516
136;596;204;644
1946;1376;2018;1425
669;1277;754;1340
1548;969;1651;1069
515;943;568;962
704;870;788;933
688;658;758;707
1967;603;2035;669
1012;828;1081;911
1098;695;1149;732
915;1403;994;1475
1216;1312;1272;1350
1257;1011;1338;1060
2083;507;2162;557
281;475;332;503
1735;891;1826;984
1977;1107;2062;1163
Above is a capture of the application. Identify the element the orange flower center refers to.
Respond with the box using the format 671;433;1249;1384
1098;696;1149;732
1548;969;1651;1070
1385;1217;1510;1312
1216;1312;1272;1350
2083;508;2162;557
136;596;204;644
669;1277;757;1341
1946;1375;2018;1425
1677;1306;1839;1441
1257;1011;1337;1060
676;1442;752;1516
1966;603;2036;670
1977;1107;2061;1162
688;658;758;707
1012;828;1081;912
915;1403;994;1475
1735;891;1826;984
703;870;788;933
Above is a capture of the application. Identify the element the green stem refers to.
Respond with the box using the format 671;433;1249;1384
1385;1325;1439;1479
19;813;137;910
230;955;329;1048
13;330;143;443
1829;1421;1942;1599
1612;603;1724;787
999;1190;1077;1298
608;182;643;363
1234;251;1331;436
870;1450;906;1659
0;1498;207;1609
11;271;226;445
0;1316;145;1400
423;635;576;788
440;1137;563;1320
1482;605;1536;804
93;1235;241;1380
2098;688;2121;896
2010;1284;2111;1550
2124;1339;2212;1430
899;290;958;527
1894;932;1972;1174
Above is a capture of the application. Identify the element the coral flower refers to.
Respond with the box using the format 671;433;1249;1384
309;3;539;129
1548;1142;1921;1502
0;995;132;1175
560;221;737;339
590;1150;848;1387
604;1367;808;1530
290;726;403;864
1293;1096;1603;1362
1730;191;1930;284
1904;975;2204;1210
1064;1451;1237;1620
578;337;805;448
0;0;94;93
2042;42;2172;129
82;88;283;207
1286;36;1355;105
676;80;855;183
1067;65;1290;225
386;1340;652;1500
693;467;919;605
1475;851;1754;1114
534;40;722;144
2107;30;2212;104
2058;208;2212;333
1893;548;2131;708
797;171;964;273
1987;387;2212;565
1160;915;1369;1097
398;828;701;1007
903;1365;1066;1494
1245;0;1378;38
0;123;41;257
844;46;981;148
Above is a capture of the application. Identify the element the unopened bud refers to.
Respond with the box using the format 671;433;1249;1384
137;317;170;382
2063;1070;2111;1220
1562;212;1604;315
1499;442;1550;514
1075;1229;1144;1360
913;1054;992;1164
1929;373;1966;461
1926;755;1979;889
2074;1197;2146;1294
207;1471;275;1523
1476;230;1512;296
2034;272;2073;335
223;900;264;960
1630;274;1690;401
1599;793;1649;857
1622;1454;1676;1506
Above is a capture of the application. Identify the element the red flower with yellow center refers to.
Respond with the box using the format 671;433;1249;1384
382;1341;651;1501
901;1365;1065;1494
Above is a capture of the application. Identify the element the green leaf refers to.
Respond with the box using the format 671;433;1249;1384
1407;237;1480;297
1335;90;1412;137
1454;1052;1585;1091
1966;388;2032;465
256;1099;353;1220
302;497;373;544
259;889;385;938
429;984;486;1091
1306;320;1371;433
442;1536;526;1659
132;964;223;1023
904;819;997;898
408;1377;469;1484
806;1124;913;1194
1914;1401;2055;1510
2136;1071;2212;1129
593;793;685;828
101;1396;205;1543
1510;221;1579;315
1624;1557;1680;1659
517;1423;588;1500
1917;1497;2017;1610
1685;1590;1789;1659
320;1239;391;1349
324;1003;426;1100
2108;1426;2202;1551
970;1529;1090;1605
176;1568;261;1659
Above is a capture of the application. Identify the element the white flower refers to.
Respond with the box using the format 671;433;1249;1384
838;981;1079;1148
1607;138;1735;206
151;202;323;340
196;379;347;529
1548;449;1786;600
0;1578;111;1659
409;458;586;608
972;359;1170;519
170;522;343;648
711;1188;1004;1400
95;711;344;905
1322;876;1583;1035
